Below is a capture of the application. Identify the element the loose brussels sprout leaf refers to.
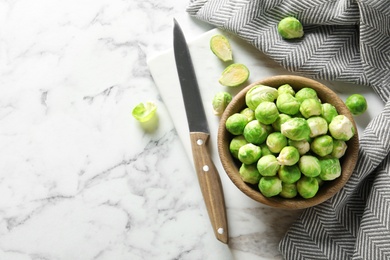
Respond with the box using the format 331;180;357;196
277;146;300;166
311;135;334;157
259;176;282;197
272;114;292;132
280;183;298;198
288;139;311;155
238;143;262;164
329;115;355;141
245;85;278;110
281;118;311;141
229;135;248;159
226;113;248;135
307;116;328;138
255;101;279;125
243;120;268;145
212;91;232;116
276;93;300;115
345;94;367;116
319;158;341;181
132;101;157;123
321;103;338;124
331;140;348;158
277;17;304;39
239;163;261;184
219;63;250;87
257;154;280;176
278;84;295;96
297;176;319;199
240;107;255;122
295;88;318;103
266;132;287;153
299;155;321;177
210;34;233;62
299;98;322;118
278;165;301;184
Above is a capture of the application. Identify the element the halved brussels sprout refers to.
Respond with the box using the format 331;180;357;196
219;63;250;87
210;34;233;62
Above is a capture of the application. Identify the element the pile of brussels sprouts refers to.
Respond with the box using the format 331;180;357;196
226;84;355;199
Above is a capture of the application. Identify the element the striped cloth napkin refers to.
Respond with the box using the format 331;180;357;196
187;0;390;259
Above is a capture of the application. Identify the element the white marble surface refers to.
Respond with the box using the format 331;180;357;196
0;1;385;260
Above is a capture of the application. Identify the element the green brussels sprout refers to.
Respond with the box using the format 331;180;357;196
321;103;338;124
255;101;279;125
239;163;261;184
243;120;268;145
299;98;322;118
240;107;255;122
329;115;355;141
258;176;282;197
277;146;300;166
307;116;328;138
281;117;311;141
257;154;280;176
278;84;295;96
226;113;249;135
277;17;304;39
331;140;348;158
245;85;278;110
266;132;287;153
280;182;298;198
212;91;232;116
276;93;300;115
297;176;319;199
260;143;273;156
319;158;341;180
229;135;248;159
295;88;318;103
298;155;321;177
311;135;334;157
345;94;367;116
272;114;292;132
132;101;157;122
238;143;262;164
288;139;311;155
278;165;301;184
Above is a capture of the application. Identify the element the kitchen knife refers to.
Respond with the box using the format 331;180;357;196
173;19;229;244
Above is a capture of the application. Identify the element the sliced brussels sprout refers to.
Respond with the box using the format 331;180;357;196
219;63;250;87
210;34;233;62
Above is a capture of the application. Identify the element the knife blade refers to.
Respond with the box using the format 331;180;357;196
173;19;229;244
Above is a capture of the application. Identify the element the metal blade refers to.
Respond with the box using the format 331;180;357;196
173;19;209;134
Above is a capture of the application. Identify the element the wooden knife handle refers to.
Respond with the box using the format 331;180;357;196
189;132;229;244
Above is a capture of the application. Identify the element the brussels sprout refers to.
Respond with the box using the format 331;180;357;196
298;155;321;177
329;115;355;141
132;101;157;122
278;84;295;96
277;146;300;166
311;135;334;157
272;114;292;132
280;183;298;198
257;154;280;176
260;143;273;156
345;94;367;116
219;63;250;87
255;101;279;125
258;176;282;197
319;158;341;180
321;103;338;124
226;113;248;135
210;34;233;62
243;120;268;145
277;17;304;39
295;88;318;103
240;107;255;122
238;143;262;164
331;140;348;158
297;176;319;199
281;118;311;141
212;92;232;116
278;165;301;184
229;135;248;159
245;85;278;110
299;98;322;118
276;93;300;115
307;116;328;138
288;139;311;155
266;132;287;153
239;163;261;184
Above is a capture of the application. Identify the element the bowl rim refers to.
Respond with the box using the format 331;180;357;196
217;75;359;209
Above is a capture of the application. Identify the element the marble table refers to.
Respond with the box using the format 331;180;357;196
0;1;385;260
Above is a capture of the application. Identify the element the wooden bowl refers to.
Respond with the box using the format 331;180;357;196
218;75;359;209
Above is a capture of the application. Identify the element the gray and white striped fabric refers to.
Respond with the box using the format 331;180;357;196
187;0;390;259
